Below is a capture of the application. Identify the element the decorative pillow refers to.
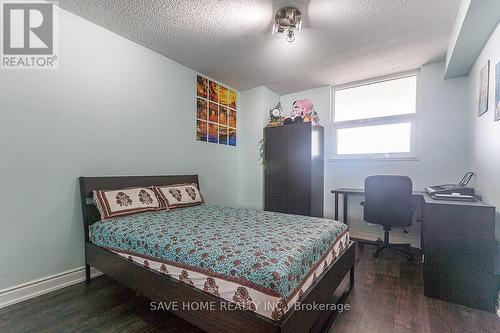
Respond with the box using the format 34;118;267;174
154;183;204;209
93;187;164;220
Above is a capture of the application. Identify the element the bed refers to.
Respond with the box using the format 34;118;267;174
80;175;355;333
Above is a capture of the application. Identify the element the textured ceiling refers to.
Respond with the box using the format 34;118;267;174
58;0;461;94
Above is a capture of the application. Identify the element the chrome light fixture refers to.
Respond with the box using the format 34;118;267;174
272;7;302;43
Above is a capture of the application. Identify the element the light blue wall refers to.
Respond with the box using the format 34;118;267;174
0;9;239;289
238;87;279;210
468;22;500;239
459;19;500;309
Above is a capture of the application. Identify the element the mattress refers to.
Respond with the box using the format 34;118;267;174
90;205;349;320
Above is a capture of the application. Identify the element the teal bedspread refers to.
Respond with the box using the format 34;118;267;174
90;206;348;300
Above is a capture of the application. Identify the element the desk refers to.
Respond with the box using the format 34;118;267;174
421;194;496;312
331;187;497;312
331;187;424;224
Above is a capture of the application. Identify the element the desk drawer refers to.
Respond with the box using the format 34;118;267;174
423;203;496;255
423;254;496;312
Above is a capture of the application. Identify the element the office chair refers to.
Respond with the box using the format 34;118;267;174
361;175;415;260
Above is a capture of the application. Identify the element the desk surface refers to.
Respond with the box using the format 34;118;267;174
331;187;424;196
331;188;492;207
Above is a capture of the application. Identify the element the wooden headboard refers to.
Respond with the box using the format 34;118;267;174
79;175;200;241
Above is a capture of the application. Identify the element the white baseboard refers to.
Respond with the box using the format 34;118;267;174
349;229;420;248
0;266;102;309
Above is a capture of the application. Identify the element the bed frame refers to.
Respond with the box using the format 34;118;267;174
79;175;355;333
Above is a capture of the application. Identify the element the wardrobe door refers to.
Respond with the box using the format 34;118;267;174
264;127;286;213
285;123;311;215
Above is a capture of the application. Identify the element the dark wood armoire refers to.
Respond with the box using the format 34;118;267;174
264;122;324;217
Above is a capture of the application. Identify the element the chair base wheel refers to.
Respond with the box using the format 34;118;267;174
372;252;379;258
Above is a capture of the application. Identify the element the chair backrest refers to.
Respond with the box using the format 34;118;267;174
363;175;414;227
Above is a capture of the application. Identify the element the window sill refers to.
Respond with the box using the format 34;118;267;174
329;156;419;162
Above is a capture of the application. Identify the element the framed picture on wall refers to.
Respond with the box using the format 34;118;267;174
196;74;237;146
478;60;489;116
495;60;500;121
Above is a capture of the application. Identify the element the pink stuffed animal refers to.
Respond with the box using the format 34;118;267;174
292;99;314;117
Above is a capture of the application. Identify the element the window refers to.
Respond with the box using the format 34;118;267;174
331;74;418;160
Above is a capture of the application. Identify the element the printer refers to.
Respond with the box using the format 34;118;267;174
425;172;475;197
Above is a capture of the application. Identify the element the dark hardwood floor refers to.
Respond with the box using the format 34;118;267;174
0;245;498;333
331;245;499;333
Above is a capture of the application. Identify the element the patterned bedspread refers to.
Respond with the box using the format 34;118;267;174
90;206;349;320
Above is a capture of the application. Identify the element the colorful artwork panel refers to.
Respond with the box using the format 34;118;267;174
219;106;228;125
209;102;218;123
228;89;237;109
197;98;207;120
209;81;219;103
228;127;236;146
196;120;207;142
219;85;228;106
208;123;218;143
197;75;208;98
219;126;228;145
229;109;237;128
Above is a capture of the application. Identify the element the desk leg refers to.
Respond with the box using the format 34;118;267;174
343;194;348;224
334;193;339;221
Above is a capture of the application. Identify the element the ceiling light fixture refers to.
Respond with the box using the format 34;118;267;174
272;7;302;43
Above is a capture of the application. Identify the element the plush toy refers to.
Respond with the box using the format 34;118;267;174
292;99;319;123
293;99;314;116
283;116;302;125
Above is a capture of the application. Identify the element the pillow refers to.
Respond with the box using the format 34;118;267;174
93;187;165;220
154;183;204;209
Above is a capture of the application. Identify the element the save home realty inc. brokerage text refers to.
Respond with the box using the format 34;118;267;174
150;300;351;313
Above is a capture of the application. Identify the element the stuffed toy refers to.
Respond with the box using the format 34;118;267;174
293;99;314;116
292;99;319;123
283;116;302;125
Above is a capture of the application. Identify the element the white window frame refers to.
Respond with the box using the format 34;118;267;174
330;71;420;161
